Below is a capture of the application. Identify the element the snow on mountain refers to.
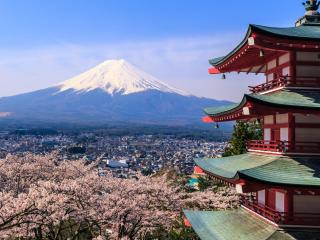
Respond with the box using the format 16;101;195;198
58;59;189;96
0;59;232;126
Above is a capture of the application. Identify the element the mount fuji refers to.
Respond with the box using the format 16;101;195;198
0;60;231;126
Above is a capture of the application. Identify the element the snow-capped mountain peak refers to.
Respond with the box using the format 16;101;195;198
58;59;189;96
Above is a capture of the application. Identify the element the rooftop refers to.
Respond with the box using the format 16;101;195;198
196;153;320;187
209;24;320;66
184;208;320;240
204;89;320;119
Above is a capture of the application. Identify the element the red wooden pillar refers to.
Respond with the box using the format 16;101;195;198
289;51;296;84
288;113;295;151
285;189;294;224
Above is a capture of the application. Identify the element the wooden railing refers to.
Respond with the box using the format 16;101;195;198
247;140;320;154
240;195;320;226
247;140;285;153
249;76;320;93
240;195;283;223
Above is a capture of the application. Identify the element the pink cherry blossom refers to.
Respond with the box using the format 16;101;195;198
0;153;238;239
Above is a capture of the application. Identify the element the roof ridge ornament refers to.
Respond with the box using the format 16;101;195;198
296;0;320;26
303;0;320;15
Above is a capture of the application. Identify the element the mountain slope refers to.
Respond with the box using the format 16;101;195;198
58;59;188;96
0;60;231;126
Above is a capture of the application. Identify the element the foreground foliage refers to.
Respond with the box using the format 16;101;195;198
223;121;262;157
0;153;238;239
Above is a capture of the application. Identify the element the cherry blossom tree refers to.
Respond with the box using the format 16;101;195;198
0;153;238;239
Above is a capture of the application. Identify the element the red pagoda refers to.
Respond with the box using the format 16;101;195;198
184;1;320;239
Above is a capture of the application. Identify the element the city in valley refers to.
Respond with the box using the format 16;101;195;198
0;128;228;178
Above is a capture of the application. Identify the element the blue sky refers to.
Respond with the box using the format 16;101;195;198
0;0;306;101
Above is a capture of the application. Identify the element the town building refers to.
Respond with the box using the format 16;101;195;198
185;1;320;239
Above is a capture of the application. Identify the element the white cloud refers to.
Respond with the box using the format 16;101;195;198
0;33;263;101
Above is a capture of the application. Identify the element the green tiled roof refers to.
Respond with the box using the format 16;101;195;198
196;153;320;186
204;104;239;116
252;25;320;40
184;209;293;240
251;90;320;109
195;154;277;179
241;156;320;187
204;90;320;117
184;208;320;240
209;24;320;66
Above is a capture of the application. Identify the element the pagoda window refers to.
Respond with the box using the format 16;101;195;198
294;195;320;214
296;128;320;142
295;114;320;143
295;113;320;123
264;128;271;141
280;128;289;142
275;192;285;213
296;65;320;77
282;66;290;77
257;190;266;206
296;51;320;62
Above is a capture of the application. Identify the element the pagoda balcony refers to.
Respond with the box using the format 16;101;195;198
249;76;320;94
247;140;320;155
240;195;320;226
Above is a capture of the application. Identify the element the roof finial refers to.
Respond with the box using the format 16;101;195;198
303;0;320;15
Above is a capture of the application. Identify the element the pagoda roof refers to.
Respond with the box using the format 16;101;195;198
184;208;320;240
204;90;320;120
208;24;320;74
196;153;320;187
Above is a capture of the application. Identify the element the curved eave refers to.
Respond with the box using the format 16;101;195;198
196;154;320;187
194;154;277;181
204;90;320;120
204;97;247;118
209;24;320;71
239;156;320;187
209;25;253;67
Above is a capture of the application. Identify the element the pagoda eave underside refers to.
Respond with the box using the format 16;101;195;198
209;30;320;75
204;91;320;122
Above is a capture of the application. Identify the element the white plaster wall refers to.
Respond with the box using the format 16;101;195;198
282;66;290;76
280;128;289;141
268;59;277;70
275;192;285;212
258;190;266;206
276;114;289;124
264;128;271;141
264;115;274;125
279;53;290;65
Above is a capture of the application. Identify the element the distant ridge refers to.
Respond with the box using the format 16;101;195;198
0;59;232;126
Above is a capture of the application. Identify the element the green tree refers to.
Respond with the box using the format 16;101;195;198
223;121;262;157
